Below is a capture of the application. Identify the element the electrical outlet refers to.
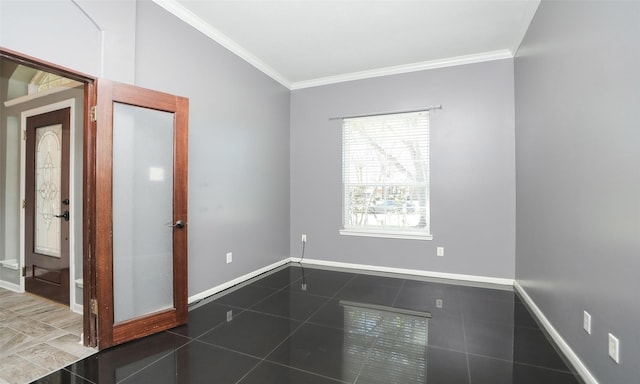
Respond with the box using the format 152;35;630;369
436;247;445;257
226;310;233;322
608;333;620;364
226;252;232;264
436;299;444;309
583;311;592;334
301;234;307;242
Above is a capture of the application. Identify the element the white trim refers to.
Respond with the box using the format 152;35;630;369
152;0;291;89
290;50;513;90
340;229;433;241
19;112;26;293
0;280;22;292
296;257;514;286
72;303;83;315
514;281;599;384
19;99;77;309
187;258;291;304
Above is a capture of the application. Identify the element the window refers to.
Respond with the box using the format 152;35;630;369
29;71;82;94
341;111;431;240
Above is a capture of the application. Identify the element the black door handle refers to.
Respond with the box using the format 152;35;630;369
54;211;69;221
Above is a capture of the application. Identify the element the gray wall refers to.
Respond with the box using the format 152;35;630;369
514;2;640;383
134;2;290;295
290;59;516;279
0;0;291;298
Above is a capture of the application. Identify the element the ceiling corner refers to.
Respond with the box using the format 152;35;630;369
511;0;541;57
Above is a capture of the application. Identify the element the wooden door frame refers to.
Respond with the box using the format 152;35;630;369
94;80;189;349
0;47;99;347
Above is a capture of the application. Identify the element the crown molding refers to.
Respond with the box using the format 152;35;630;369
290;50;513;90
152;0;291;89
153;1;515;91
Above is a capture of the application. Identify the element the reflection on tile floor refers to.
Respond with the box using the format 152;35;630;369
0;288;96;384
34;265;583;383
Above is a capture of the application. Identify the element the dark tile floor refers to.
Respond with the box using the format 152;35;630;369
32;265;583;384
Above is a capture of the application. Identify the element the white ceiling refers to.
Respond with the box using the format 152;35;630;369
155;0;540;89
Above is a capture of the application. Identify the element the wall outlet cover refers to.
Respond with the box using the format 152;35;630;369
608;333;620;364
583;311;591;334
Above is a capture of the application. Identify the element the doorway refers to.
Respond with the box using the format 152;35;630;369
1;73;83;313
1;47;189;350
1;59;84;315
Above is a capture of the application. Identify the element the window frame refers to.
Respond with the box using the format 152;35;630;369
340;111;432;241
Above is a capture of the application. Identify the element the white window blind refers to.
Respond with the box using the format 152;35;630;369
342;111;431;240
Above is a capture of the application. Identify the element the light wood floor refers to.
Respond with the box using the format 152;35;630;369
0;287;96;384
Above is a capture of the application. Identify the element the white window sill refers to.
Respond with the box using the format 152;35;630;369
340;229;433;241
0;259;19;270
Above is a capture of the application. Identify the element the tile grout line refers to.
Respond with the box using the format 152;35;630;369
61;366;99;384
319;272;370;384
233;270;358;383
390;279;406;307
188;269;315;341
0;288;94;384
113;334;198;384
457;288;473;384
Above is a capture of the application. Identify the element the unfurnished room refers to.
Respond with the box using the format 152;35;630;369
0;1;638;383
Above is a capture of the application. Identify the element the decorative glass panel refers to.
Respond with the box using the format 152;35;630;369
34;124;62;257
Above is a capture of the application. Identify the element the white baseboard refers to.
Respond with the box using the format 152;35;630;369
72;303;83;315
514;281;598;384
188;257;513;306
188;258;290;304
0;280;22;292
293;257;514;286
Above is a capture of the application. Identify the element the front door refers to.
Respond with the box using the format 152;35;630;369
25;108;71;306
91;80;189;349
